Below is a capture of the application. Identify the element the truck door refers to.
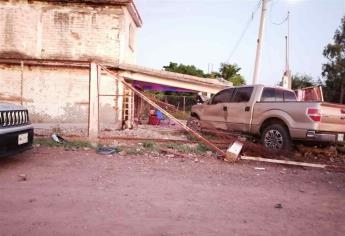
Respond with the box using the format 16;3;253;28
200;88;234;130
225;86;254;132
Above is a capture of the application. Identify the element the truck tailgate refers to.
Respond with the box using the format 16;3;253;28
320;103;345;132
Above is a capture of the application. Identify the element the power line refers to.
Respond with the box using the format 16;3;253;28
225;0;262;63
269;0;289;25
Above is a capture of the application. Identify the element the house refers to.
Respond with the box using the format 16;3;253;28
0;0;230;137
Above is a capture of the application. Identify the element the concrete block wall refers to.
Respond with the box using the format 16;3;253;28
0;64;90;123
0;0;126;63
0;64;120;126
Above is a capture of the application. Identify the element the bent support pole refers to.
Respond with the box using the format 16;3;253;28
98;64;226;157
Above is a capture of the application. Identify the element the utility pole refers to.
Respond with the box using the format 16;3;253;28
282;11;291;89
252;0;268;85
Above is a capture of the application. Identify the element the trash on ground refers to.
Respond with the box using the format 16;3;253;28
96;146;119;155
254;167;266;171
18;174;27;182
51;133;67;144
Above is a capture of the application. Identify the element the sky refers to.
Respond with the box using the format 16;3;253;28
135;0;345;86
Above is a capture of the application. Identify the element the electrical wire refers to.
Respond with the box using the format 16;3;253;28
269;0;289;25
225;0;262;63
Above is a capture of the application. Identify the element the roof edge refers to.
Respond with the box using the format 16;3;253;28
33;0;142;27
127;2;143;27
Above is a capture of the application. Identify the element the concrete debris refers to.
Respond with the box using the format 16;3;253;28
119;151;127;156
102;125;188;141
225;141;243;163
206;151;213;157
18;174;27;182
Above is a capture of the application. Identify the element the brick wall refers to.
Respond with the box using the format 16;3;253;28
0;64;120;126
0;0;128;63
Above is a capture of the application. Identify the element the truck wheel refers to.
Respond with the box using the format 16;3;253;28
261;124;291;151
187;117;201;132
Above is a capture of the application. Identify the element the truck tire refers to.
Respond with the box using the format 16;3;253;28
187;117;201;132
261;123;291;151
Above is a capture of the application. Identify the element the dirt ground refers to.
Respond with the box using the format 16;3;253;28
1;146;345;236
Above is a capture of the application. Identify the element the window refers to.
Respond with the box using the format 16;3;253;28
232;87;253;103
128;23;135;51
284;91;297;101
276;89;284;102
261;88;275;102
261;88;295;102
211;88;234;104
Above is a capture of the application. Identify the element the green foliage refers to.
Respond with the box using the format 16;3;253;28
204;71;221;79
162;62;246;86
163;62;206;78
291;74;316;89
219;63;246;85
322;16;345;103
142;141;155;149
196;143;211;152
229;75;246;86
34;138;92;149
164;142;209;154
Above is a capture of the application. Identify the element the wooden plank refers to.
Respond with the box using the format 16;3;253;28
240;156;327;169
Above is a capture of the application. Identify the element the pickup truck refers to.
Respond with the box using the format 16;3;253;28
188;84;345;151
0;103;34;156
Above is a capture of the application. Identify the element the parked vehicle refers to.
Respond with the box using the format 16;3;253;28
0;103;34;157
188;85;345;151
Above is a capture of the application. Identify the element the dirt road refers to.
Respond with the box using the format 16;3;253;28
0;147;344;236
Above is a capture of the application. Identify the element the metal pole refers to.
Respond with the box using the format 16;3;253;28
252;0;268;85
183;96;186;113
20;61;24;105
283;11;292;89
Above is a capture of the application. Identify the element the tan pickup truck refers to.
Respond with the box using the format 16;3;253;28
188;85;345;150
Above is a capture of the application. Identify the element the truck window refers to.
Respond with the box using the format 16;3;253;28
276;89;284;101
261;88;275;102
211;88;234;104
284;91;297;101
232;87;253;103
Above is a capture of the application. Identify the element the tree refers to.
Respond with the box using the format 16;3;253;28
322;16;345;104
219;63;246;85
204;71;221;79
291;74;315;89
162;62;246;86
163;62;206;78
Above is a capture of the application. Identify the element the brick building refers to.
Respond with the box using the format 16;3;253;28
0;0;229;137
0;0;142;132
